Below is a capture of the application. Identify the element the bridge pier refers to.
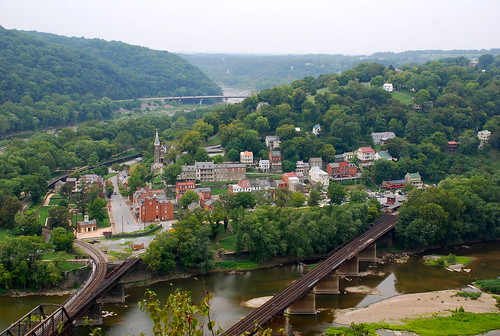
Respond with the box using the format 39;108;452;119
335;256;359;276
358;243;377;261
100;282;125;303
314;274;340;294
75;302;103;326
286;292;316;315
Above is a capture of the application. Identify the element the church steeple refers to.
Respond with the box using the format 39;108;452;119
154;130;160;146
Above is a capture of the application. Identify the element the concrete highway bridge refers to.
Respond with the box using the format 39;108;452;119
114;95;250;104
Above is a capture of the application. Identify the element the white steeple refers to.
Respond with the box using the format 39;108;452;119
154;130;160;146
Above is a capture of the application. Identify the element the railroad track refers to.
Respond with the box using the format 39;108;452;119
222;214;398;336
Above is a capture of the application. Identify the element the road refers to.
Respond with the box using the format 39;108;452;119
108;175;141;233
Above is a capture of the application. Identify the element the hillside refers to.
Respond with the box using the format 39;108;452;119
0;27;222;104
180;50;500;90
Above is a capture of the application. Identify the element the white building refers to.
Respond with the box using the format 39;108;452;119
371;131;396;145
240;151;254;165
356;147;375;162
309;166;330;188
259;159;270;172
312;124;321;135
382;83;394;92
478;130;491;149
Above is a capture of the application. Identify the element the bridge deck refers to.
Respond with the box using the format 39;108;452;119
222;214;398;336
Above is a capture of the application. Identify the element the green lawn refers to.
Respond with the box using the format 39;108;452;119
206;134;221;146
0;228;14;239
103;172;117;180
210;187;228;195
218;234;237;251
36;206;51;225
391;90;415;104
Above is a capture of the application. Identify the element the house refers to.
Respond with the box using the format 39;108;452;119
379;193;407;213
179;162;246;182
356;147;375;162
446;141;460;154
371;132;396;145
308;157;323;169
228;180;256;194
478;130;491;149
265;135;281;149
133;187;175;222
287;176;302;192
175;181;196;198
269;150;282;172
381;180;407;189
343;152;355;162
382;83;394;92
405;172;423;188
295;161;310;174
327;161;358;178
374;151;393;161
240;151;254;165
259;159;270;172
76;215;97;233
334;154;345;163
205;145;225;157
194;187;214;210
312;124;321;135
309;166;329;187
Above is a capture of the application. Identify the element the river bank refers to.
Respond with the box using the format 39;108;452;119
333;289;498;324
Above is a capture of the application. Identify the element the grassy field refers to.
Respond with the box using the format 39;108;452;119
218;234;237;251
214;260;261;270
210;187;228;195
391;90;415;104
326;311;500;336
0;228;14;239
206;134;221;146
424;254;473;267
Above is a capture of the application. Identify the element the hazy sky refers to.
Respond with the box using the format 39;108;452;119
1;0;498;55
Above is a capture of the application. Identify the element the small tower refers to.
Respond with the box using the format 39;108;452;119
154;130;161;165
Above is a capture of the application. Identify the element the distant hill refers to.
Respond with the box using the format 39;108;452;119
0;27;222;104
180;49;500;90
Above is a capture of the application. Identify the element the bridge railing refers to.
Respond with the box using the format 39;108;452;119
0;304;69;336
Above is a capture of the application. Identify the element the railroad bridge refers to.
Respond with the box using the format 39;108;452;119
1;240;140;336
223;214;398;336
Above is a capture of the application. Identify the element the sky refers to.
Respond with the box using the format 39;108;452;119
0;0;499;55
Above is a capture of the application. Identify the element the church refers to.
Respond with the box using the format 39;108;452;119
151;130;168;174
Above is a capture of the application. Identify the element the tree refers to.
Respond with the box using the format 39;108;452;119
14;210;42;236
0;195;22;229
349;190;368;203
192;120;214;142
233;192;256;209
48;206;71;229
162;163;182;185
290;192;305;207
50;227;75;252
180;190;200;208
307;189;321;206
327;183;347;205
88;197;107;222
212;154;224;164
478;54;494;69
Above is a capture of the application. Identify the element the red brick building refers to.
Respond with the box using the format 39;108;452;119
327;162;358;178
176;181;196;198
133;187;175;222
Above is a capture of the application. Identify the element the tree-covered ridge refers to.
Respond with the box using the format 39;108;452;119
0;27;221;105
180;49;500;90
201;56;499;183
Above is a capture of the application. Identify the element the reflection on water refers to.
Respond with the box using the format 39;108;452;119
1;242;498;335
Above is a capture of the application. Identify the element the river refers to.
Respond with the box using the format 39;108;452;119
0;242;498;335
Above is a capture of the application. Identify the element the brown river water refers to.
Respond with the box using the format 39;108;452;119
0;241;498;335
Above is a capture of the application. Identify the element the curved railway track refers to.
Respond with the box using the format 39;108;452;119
222;214;398;336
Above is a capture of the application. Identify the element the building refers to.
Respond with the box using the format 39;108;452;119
405;172;423;189
478;130;491;149
327;161;358;178
133;187;175;222
259;159;270;172
308;157;323;169
343;152;355;162
152;130;169;174
446;141;460;154
76;215;97;233
179;162;246;182
175;181;196;198
381;180;407;189
269;150;282;172
309;166;329;188
265;135;281;149
371;132;396;145
295;160;310;174
240;151;254;165
356;147;375;162
205;145;225;157
382;83;394;92
374;151;393;161
229;180;256;194
312;124;321;135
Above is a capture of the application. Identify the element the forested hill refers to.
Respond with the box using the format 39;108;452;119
180;50;500;90
0;27;222;104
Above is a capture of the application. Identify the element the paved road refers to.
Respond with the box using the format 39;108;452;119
108;175;141;233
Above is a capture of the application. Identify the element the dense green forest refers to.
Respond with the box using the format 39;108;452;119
0;27;221;135
181;50;500;90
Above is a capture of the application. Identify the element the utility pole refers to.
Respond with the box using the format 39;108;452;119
121;215;124;233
